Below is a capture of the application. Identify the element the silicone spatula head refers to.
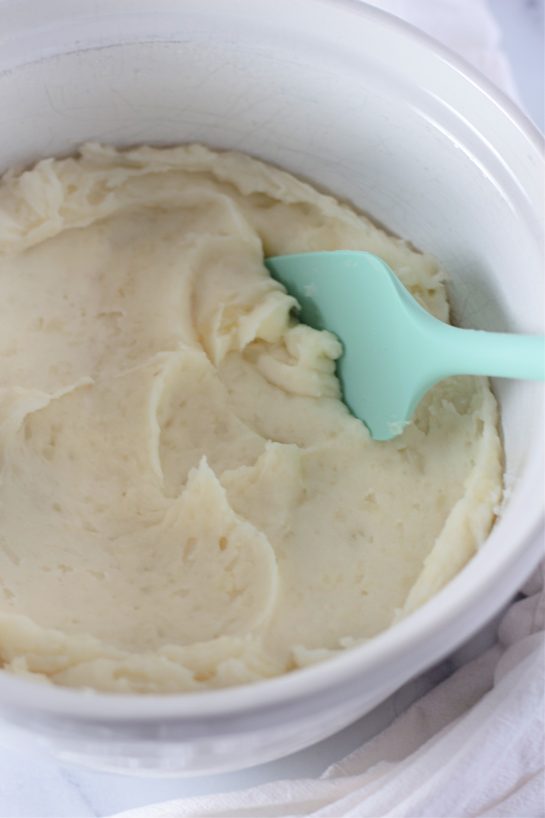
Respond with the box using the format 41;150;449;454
265;251;545;441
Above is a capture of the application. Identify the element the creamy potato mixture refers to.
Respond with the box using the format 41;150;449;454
0;144;502;693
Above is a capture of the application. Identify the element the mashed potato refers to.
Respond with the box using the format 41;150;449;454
0;144;502;693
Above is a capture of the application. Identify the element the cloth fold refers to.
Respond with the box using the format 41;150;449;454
114;2;544;816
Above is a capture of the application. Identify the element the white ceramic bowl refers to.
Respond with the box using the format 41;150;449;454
0;0;543;775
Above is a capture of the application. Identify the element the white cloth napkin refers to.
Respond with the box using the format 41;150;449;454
115;3;544;817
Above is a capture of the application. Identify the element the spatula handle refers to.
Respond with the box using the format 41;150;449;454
439;325;545;381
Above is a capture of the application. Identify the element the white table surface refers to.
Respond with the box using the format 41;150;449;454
0;2;543;816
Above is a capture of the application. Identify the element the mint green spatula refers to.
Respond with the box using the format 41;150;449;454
265;251;545;441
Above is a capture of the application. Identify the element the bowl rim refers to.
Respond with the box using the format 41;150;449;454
0;0;543;724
